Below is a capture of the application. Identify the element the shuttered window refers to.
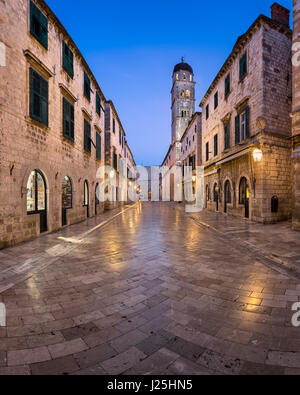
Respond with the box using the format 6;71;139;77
214;134;218;157
224;122;230;150
206;142;209;161
84;119;91;152
63;98;74;141
113;152;118;170
206;104;209;120
113;118;115;133
30;68;48;126
239;53;247;80
225;74;230;97
214;92;218;109
62;41;74;78
96;92;101;116
30;1;48;49
96;132;101;160
84;72;91;101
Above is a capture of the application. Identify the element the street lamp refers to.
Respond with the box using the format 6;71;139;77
253;148;263;162
109;170;115;178
192;176;196;183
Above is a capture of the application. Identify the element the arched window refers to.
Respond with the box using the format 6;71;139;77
224;180;231;204
239;177;249;204
176;74;179;80
186;90;191;99
83;180;89;206
27;170;46;213
190;75;193;81
183;73;186;80
180;90;185;99
62;176;72;209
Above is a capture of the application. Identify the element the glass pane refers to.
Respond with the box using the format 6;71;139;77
62;176;72;209
37;172;45;210
27;171;36;212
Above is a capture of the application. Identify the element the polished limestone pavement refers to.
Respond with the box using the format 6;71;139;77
0;202;300;375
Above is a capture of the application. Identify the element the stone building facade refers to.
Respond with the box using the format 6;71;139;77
0;0;135;248
161;61;196;200
292;0;300;230
180;112;202;201
200;3;292;223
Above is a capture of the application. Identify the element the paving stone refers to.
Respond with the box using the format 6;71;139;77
1;203;300;375
0;351;6;367
30;356;79;375
197;349;243;375
8;347;51;366
128;347;179;375
100;347;147;375
48;338;88;359
61;322;99;341
165;356;215;375
74;343;117;369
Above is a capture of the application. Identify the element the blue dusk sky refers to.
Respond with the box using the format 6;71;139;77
45;0;292;166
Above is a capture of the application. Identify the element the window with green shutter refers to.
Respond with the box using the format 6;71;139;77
63;98;74;142
84;119;91;153
96;92;101;116
235;114;240;144
224;122;230;150
119;130;122;145
239;53;247;80
30;1;48;49
206;104;209;120
62;41;74;78
214;92;218;109
225;74;230;97
113;119;115;133
206;142;209;161
96;132;101;160
84;72;90;101
30;68;48;126
214;134;218;157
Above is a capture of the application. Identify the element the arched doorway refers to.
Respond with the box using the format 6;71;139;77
224;180;232;213
26;170;47;233
62;176;72;226
83;180;89;218
205;185;210;208
95;183;100;215
239;177;250;218
213;183;219;212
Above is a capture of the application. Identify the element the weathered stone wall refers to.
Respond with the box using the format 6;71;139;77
201;14;292;223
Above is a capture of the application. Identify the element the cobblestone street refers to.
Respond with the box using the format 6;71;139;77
1;202;300;375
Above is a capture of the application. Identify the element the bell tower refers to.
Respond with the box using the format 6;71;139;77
171;59;195;164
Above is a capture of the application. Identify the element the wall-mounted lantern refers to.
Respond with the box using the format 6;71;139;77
253;148;263;162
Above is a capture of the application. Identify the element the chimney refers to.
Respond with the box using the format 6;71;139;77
271;3;290;28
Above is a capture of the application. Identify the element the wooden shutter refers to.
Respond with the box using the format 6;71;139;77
63;98;74;141
96;133;101;159
62;42;73;78
96;92;101;116
30;68;48;126
84;72;90;101
245;106;250;138
30;1;48;49
235;115;240;144
84;120;91;152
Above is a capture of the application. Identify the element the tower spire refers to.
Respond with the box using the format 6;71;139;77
181;56;184;63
